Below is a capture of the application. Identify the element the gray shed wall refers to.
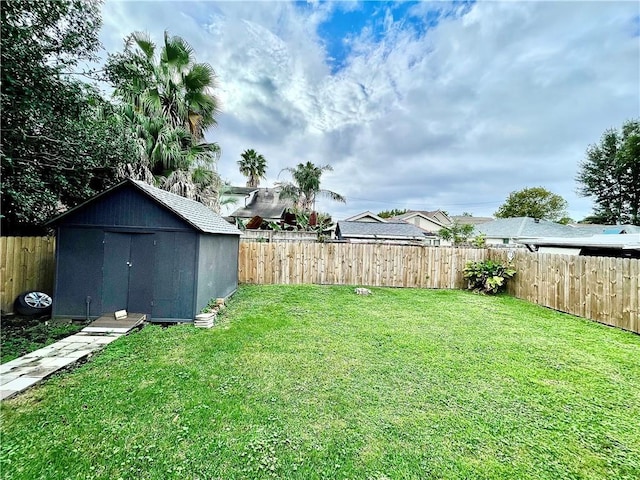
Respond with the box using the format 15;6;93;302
151;231;197;321
53;227;105;318
195;234;240;311
60;187;191;231
53;227;199;322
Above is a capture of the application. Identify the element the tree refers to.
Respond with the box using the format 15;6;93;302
1;0;139;233
437;223;475;246
238;149;267;187
277;162;346;212
107;31;219;141
577;119;640;225
378;209;409;219
494;187;568;222
105;31;223;209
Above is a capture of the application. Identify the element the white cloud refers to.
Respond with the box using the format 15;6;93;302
99;0;640;221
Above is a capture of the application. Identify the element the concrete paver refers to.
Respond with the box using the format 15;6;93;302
2;376;41;391
1;314;145;401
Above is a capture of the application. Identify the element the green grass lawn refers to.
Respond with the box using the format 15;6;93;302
2;285;639;480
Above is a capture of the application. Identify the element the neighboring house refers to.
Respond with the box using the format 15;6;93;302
335;221;432;245
517;234;640;258
475;217;593;247
450;215;494;226
220;186;258;217
392;210;452;233
344;211;387;223
229;188;294;226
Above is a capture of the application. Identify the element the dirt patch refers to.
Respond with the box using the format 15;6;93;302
1;314;91;363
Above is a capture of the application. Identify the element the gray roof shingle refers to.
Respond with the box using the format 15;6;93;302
226;186;258;195
132;180;241;235
337;221;428;239
450;215;494;226
517;233;640;249
475;217;592;239
230;188;293;219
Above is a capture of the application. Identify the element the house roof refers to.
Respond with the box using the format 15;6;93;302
450;215;494;226
517;234;640;250
343;211;387;222
47;179;241;235
392;210;450;227
225;186;258;196
337;221;428;239
230;188;293;220
475;217;593;239
602;225;640;234
566;224;640;235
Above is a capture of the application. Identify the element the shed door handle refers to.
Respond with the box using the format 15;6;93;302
126;261;132;267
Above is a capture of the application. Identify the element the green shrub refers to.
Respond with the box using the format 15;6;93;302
463;260;516;294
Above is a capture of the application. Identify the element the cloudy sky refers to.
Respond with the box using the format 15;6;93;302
98;0;640;221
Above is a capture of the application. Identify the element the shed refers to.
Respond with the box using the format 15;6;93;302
47;179;241;322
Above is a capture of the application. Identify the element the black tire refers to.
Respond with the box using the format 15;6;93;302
14;291;53;316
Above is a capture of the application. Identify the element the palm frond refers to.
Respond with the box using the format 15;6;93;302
128;31;156;60
317;189;346;203
183;64;216;92
162;31;193;71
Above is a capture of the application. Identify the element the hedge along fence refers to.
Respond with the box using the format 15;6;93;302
490;249;639;334
0;237;56;313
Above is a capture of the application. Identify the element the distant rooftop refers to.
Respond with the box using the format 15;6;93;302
344;211;387;223
226;186;258;196
450;215;494;226
476;217;593;239
230;188;293;220
391;210;451;227
517;234;640;250
337;221;429;239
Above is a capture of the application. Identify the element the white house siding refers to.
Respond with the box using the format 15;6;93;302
405;216;443;233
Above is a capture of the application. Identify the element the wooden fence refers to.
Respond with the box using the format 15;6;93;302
0;237;56;313
239;242;487;288
240;230;319;243
239;242;639;334
491;249;639;334
2;238;638;335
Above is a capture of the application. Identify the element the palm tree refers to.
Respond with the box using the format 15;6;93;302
277;162;345;212
107;31;223;208
113;31;219;141
238;149;267;187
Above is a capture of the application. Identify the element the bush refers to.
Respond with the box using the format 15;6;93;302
463;260;516;295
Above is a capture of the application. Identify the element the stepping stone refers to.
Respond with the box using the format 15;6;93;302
1;313;144;401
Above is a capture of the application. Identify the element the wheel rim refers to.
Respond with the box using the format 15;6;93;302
24;292;52;309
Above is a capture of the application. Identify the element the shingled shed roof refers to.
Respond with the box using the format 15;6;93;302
131;181;240;235
337;221;428;239
48;179;241;235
